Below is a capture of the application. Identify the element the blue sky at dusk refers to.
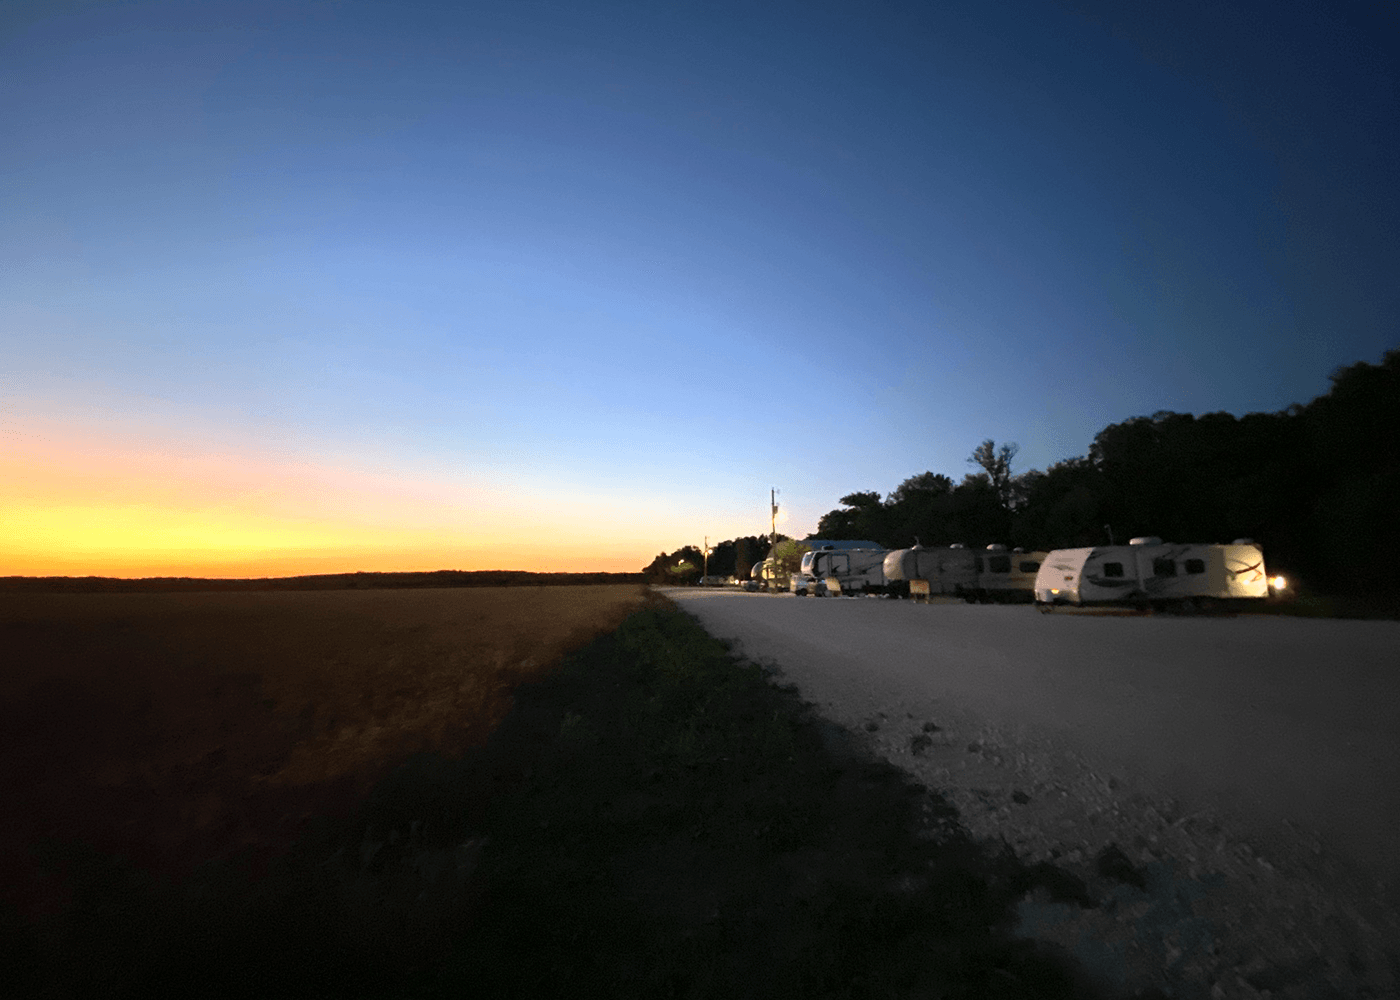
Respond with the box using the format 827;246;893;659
3;0;1397;574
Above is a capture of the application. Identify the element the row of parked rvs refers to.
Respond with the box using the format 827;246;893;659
751;537;1286;611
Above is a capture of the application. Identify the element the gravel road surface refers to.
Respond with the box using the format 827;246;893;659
668;588;1400;997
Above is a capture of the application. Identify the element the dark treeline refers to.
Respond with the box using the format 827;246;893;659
643;536;785;585
812;349;1399;595
0;570;647;593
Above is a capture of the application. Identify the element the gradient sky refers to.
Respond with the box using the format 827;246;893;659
4;0;1397;576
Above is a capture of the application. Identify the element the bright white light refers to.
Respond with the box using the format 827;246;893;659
1271;575;1287;591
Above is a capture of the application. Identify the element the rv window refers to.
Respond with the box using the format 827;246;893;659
1152;558;1177;577
1102;562;1124;578
987;555;1011;573
1184;559;1205;575
1019;561;1040;573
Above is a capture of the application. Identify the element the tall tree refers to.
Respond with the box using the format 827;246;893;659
769;539;810;578
968;440;1020;509
815;491;887;542
887;472;952;505
734;537;755;579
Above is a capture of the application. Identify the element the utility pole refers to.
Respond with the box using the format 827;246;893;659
770;488;778;589
702;535;711;585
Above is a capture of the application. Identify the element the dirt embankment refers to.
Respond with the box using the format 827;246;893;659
1;585;646;922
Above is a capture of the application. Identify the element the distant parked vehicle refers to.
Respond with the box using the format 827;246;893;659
1034;537;1286;611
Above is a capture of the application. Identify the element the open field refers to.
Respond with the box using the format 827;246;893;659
0;570;646;593
2;585;647;923
3;587;1115;999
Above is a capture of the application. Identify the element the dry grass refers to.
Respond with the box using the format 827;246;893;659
0;585;645;919
4;590;1110;999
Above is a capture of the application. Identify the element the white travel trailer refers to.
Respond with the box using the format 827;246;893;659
798;545;888;596
1034;537;1282;610
883;544;977;598
972;545;1050;603
789;540;882;595
884;543;1046;602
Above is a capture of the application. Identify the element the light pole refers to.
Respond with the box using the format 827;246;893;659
702;536;713;585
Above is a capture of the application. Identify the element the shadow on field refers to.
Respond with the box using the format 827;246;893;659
5;593;1122;999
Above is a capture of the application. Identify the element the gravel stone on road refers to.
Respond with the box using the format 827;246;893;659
668;588;1400;1000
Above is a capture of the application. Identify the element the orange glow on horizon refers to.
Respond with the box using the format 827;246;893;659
1;419;660;578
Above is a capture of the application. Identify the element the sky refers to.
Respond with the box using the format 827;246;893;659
3;0;1397;577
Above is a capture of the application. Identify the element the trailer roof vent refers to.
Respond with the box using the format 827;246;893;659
1012;547;1025;553
1128;536;1163;546
1231;538;1256;545
985;543;1007;551
949;542;966;548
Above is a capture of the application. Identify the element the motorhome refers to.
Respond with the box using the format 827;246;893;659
1034;537;1283;610
797;545;888;596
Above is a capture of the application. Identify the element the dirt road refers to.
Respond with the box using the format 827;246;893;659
668;589;1400;906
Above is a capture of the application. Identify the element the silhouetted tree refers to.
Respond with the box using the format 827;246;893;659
770;539;810;578
1298;348;1400;591
968;440;1019;509
815;491;888;542
734;537;755;579
884;472;955;548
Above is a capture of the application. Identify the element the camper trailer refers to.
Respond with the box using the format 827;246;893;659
789;540;882;595
883;544;977;598
884;543;1045;602
798;545;888;596
1034;537;1282;610
971;545;1049;603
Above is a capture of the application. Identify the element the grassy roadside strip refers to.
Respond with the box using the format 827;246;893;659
5;593;1115;999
